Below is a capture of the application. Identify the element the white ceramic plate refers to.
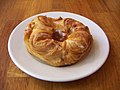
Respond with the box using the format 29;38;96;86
8;12;109;82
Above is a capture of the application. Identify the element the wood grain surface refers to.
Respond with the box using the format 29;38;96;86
0;0;120;90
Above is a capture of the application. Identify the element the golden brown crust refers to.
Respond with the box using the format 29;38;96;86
24;16;93;66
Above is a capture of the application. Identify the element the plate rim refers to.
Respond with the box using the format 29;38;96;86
8;11;110;82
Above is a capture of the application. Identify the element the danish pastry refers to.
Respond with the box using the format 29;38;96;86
24;16;93;66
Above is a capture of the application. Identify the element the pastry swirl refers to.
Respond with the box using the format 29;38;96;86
24;16;93;66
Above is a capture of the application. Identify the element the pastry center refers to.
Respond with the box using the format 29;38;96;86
52;30;67;42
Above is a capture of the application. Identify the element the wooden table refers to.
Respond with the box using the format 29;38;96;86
0;0;120;90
